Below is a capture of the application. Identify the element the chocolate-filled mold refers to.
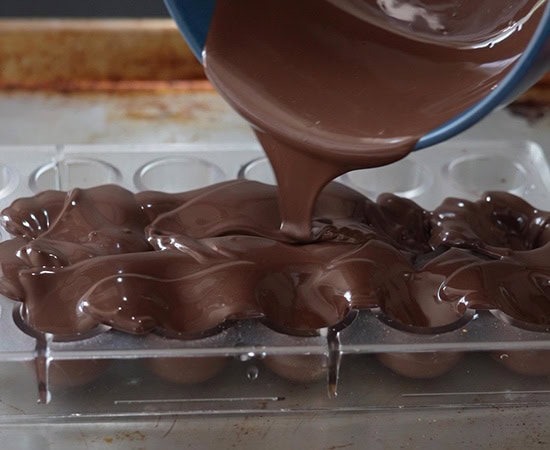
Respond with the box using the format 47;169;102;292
0;142;547;414
366;246;479;334
263;354;328;383
488;312;550;377
490;310;550;334
492;350;550;377
13;305;113;389
3;182;550;339
13;302;112;343
144;356;229;384
373;303;469;380
46;359;112;389
376;351;463;379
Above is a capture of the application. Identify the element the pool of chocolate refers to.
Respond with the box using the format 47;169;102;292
1;181;550;340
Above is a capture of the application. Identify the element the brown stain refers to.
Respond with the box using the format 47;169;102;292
122;99;217;120
515;85;550;106
100;433;147;445
539;73;550;85
508;99;550;124
0;83;226;127
105;93;227;124
0;18;547;98
0;19;206;86
0;79;215;93
114;431;146;442
509;62;550;118
0;83;229;133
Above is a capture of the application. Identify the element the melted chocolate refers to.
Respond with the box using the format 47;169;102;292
204;0;541;240
0;2;547;356
2;182;550;338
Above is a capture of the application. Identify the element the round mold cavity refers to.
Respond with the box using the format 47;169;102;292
374;307;474;336
376;351;463;379
144;356;229;384
238;157;276;185
262;308;358;338
239;157;353;186
442;155;528;196
490;309;550;333
12;303;111;342
340;158;432;199
487;314;550;376
263;354;328;384
134;156;226;192
0;164;18;200
30;158;121;193
492;350;550;377
45;359;112;388
13;305;113;387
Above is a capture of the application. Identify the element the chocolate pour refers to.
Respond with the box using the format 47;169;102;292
0;2;545;389
2;183;550;339
204;0;541;240
255;133;354;240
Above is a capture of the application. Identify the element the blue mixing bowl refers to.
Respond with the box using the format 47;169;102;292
164;0;550;150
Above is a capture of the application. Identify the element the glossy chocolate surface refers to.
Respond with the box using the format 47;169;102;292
1;182;550;338
0;2;546;344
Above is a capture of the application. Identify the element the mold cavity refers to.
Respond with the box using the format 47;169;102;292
443;155;527;196
134;157;226;192
12;303;110;341
374;307;474;335
340;158;431;199
490;309;550;333
239;157;276;185
0;164;18;199
30;159;121;192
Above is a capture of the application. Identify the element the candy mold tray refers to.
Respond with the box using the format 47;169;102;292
0;140;549;421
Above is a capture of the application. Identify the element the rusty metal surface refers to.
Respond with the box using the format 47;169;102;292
0;90;253;145
1;90;549;149
0;19;548;97
0;18;547;148
0;19;205;88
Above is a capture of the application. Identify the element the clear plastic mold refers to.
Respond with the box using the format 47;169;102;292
340;158;433;200
30;158;121;192
0;140;546;421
